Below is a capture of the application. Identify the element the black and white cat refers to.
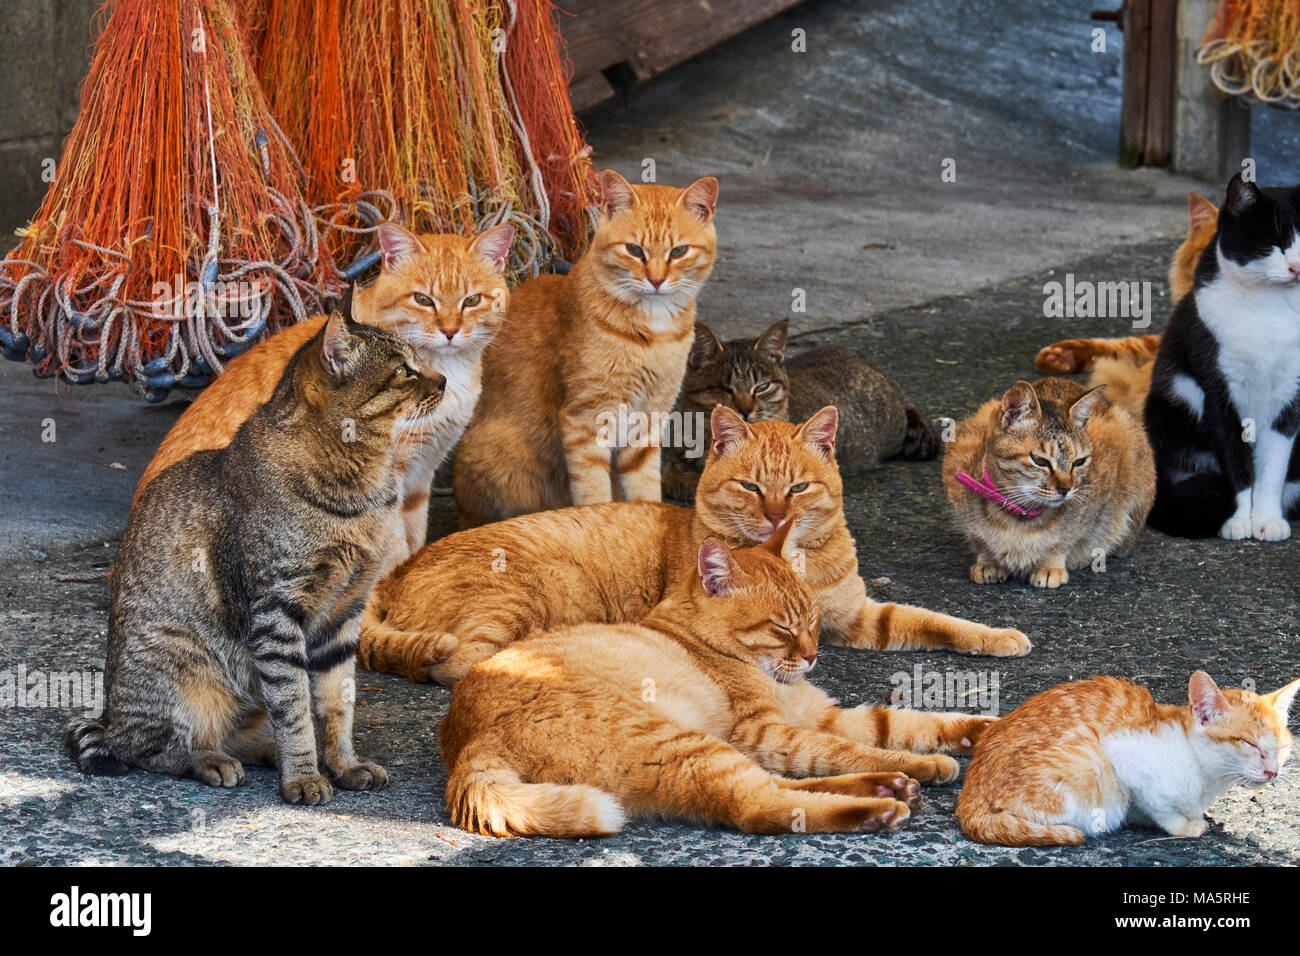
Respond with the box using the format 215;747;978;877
1145;174;1300;540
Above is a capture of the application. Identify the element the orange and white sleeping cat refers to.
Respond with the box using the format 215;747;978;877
135;222;514;567
957;671;1297;846
452;169;719;527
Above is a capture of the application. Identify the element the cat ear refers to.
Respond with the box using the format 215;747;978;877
470;224;515;273
1224;172;1260;217
1000;381;1041;430
697;538;741;597
1068;385;1107;427
1266;678;1300;719
679;176;719;223
796;406;838;460
753;320;788;364
600;169;638;219
689;324;724;369
377;222;422;272
710;405;752;457
321;310;359;378
1189;671;1230;726
1188;192;1218;231
759;519;794;559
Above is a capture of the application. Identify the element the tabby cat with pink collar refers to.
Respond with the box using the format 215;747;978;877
941;377;1154;588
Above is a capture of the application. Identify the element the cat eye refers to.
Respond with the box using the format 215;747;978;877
1029;454;1050;468
753;382;772;395
739;481;761;494
788;483;809;494
625;244;647;260
461;293;482;309
669;245;689;259
413;292;434;308
1072;456;1089;468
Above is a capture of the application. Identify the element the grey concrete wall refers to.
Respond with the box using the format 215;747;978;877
0;0;100;251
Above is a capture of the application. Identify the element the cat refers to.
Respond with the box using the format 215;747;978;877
941;377;1154;588
65;313;443;804
452;169;719;527
1034;191;1217;383
440;528;1000;838
1145;174;1300;540
956;671;1298;846
360;404;1030;685
662;320;939;501
135;221;514;566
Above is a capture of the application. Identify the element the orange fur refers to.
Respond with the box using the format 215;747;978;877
957;672;1299;846
359;406;1030;686
133;225;512;568
1033;193;1218;396
439;535;998;838
942;378;1154;587
452;170;719;526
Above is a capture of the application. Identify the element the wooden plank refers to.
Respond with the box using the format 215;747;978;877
1142;0;1177;165
557;0;805;110
1172;0;1251;181
569;72;616;112
1120;0;1152;167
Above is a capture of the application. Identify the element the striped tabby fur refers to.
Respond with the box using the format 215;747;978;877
65;314;443;804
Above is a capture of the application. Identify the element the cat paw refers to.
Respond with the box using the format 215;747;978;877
970;563;1008;584
1029;566;1069;589
976;627;1032;657
1162;816;1208;838
937;714;998;753
191;753;245;788
331;762;390;792
1035;343;1088;374
906;754;960;786
1219;514;1252;540
280;773;335;806
1251;516;1291;542
854;799;913;834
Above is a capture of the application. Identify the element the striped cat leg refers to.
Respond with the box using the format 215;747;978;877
775;772;922;810
819;573;1031;657
729;707;959;784
310;637;389;792
780;680;995;755
561;411;615;505
615;443;663;502
249;596;333;806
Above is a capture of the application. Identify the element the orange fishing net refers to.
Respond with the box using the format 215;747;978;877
0;0;597;399
1198;0;1300;108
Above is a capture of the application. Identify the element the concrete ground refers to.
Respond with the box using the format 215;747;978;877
1;0;1298;865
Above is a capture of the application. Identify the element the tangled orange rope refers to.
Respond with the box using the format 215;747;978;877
1198;0;1300;108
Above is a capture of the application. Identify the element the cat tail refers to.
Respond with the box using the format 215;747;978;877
62;718;130;776
357;597;450;682
1089;356;1153;422
900;407;941;461
957;807;1085;847
446;758;625;838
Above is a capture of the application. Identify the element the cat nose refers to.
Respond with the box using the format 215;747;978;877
802;653;818;666
438;326;458;340
1289;262;1300;277
648;277;664;289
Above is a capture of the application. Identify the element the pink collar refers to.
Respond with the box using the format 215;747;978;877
955;468;1043;520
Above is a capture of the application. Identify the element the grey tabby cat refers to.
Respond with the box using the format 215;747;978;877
64;312;444;805
664;320;939;500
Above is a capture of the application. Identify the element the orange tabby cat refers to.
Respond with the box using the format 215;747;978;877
452;169;719;527
942;377;1154;588
1033;193;1218;420
441;530;998;838
135;222;514;565
360;405;1030;685
957;671;1298;846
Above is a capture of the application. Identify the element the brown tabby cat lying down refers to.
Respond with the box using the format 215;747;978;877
441;529;997;837
360;405;1031;685
663;320;939;501
1033;192;1217;418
